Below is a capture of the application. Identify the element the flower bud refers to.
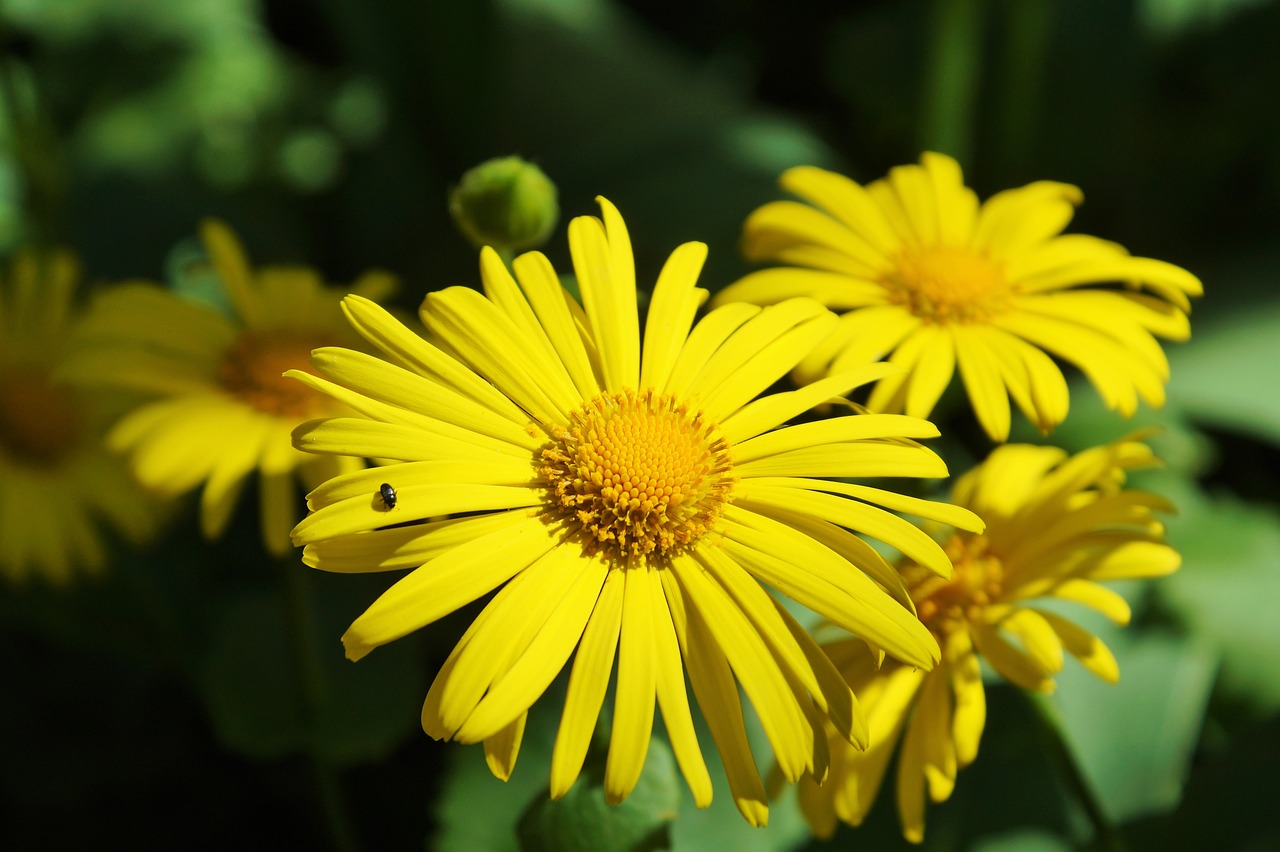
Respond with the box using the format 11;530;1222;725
448;156;558;253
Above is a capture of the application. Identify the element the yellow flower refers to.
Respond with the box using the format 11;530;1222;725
288;198;983;825
0;250;160;584
715;153;1203;442
796;438;1180;843
69;220;395;555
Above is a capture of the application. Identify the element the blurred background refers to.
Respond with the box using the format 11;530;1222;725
1;0;1278;849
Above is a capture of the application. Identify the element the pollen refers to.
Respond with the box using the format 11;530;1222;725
883;245;1011;324
908;534;1005;638
0;366;84;467
217;332;326;418
539;389;736;561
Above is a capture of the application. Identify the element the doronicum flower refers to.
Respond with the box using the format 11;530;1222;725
288;198;983;825
795;438;1180;843
715;153;1203;442
68;220;395;555
0;250;160;583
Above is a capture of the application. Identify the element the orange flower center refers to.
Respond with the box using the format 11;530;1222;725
908;534;1005;639
883;245;1010;324
0;366;84;467
539;390;735;560
217;333;327;418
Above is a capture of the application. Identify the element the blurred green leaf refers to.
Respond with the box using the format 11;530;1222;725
198;580;424;764
1167;301;1280;447
1050;620;1217;823
1123;713;1280;850
498;0;838;286
1152;473;1280;712
432;690;560;852
1138;0;1273;37
518;737;679;852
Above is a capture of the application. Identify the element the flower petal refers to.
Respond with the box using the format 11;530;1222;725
339;515;558;660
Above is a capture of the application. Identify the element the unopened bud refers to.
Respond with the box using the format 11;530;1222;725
449;156;559;253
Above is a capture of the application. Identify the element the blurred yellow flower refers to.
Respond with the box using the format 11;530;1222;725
796;438;1180;843
0;250;160;584
288;198;982;825
69;220;395;555
715;153;1203;442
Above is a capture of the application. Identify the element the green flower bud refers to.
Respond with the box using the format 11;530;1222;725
449;156;559;253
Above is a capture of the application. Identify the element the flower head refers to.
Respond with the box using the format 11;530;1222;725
796;438;1180;842
70;220;396;555
0;250;160;583
716;153;1203;442
288;198;982;825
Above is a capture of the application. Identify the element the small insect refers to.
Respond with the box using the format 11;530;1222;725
378;482;398;510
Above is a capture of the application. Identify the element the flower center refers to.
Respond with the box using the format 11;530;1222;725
0;366;84;467
217;333;327;418
539;390;735;561
907;534;1005;639
883;245;1010;324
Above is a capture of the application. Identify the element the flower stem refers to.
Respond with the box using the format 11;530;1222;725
1024;691;1124;852
280;558;363;852
919;0;985;166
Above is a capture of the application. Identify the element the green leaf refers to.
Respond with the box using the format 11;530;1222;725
1152;473;1280;712
1167;301;1280;447
432;686;561;852
518;737;680;852
498;0;837;287
1049;620;1217;823
197;576;425;764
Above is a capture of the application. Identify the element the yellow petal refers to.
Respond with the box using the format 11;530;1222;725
669;554;813;784
569;200;640;392
734;482;956;579
340;515;558;660
421;286;575;426
640;241;709;394
660;566;769;826
604;563;659;804
713;267;887;311
458;554;608;743
661;302;760;400
200;219;260;326
341;294;532;426
1036;609;1120;683
720;363;899;446
483;712;526;782
732;414;941;465
720;506;940;669
946;631;986;767
304;511;525;573
550;568;625;798
292;483;540;544
647;565;713;808
779;165;901;256
512;249;602;399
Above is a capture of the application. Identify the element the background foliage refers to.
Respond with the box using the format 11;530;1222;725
2;0;1278;849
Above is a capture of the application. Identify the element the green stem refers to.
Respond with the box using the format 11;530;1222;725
0;29;66;244
919;0;985;165
281;559;363;852
1024;691;1124;852
993;0;1052;179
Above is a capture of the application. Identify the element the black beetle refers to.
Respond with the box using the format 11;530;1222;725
378;482;398;510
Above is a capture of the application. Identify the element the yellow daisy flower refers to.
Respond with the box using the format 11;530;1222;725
0;250;160;584
796;438;1180;843
288;198;983;825
69;220;395;555
715;153;1203;442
